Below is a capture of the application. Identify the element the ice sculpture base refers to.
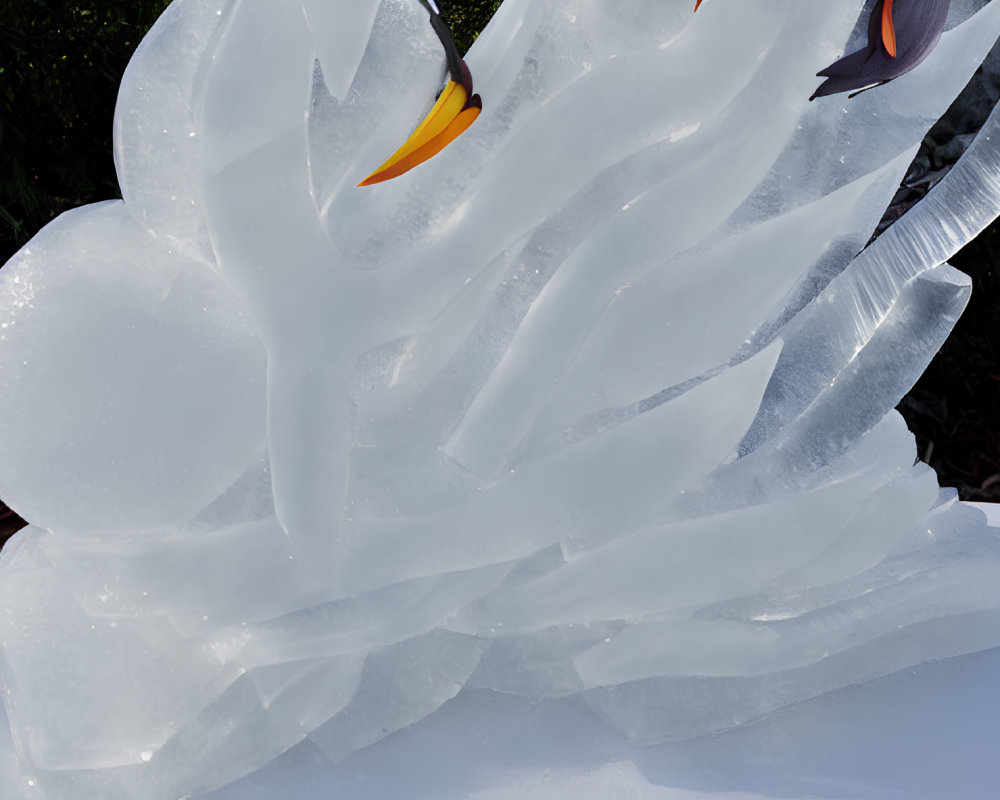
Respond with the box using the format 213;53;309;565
197;511;1000;800
2;652;998;800
160;626;1000;799
0;510;995;800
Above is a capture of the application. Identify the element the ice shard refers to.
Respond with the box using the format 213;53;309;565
1;0;1000;798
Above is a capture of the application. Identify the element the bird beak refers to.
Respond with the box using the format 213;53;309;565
881;0;897;58
358;1;482;188
358;77;482;187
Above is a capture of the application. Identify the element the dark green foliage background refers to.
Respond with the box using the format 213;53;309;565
0;1;173;253
440;0;503;53
0;1;995;544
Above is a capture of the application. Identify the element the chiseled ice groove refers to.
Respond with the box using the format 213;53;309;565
300;0;379;102
732;36;1000;465
546;147;912;435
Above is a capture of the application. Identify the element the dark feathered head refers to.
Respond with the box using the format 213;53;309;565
811;0;951;100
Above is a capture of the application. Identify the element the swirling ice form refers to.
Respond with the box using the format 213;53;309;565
1;1;1000;798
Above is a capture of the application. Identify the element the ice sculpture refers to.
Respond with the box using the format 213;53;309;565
1;0;1000;797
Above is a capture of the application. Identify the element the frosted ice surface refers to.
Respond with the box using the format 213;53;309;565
1;0;1000;798
301;0;380;102
0;201;265;533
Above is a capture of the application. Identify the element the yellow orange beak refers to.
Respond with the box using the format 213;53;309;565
358;80;482;187
881;0;897;58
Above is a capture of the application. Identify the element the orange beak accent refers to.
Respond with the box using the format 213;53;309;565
358;81;482;187
693;0;703;9
881;0;897;58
